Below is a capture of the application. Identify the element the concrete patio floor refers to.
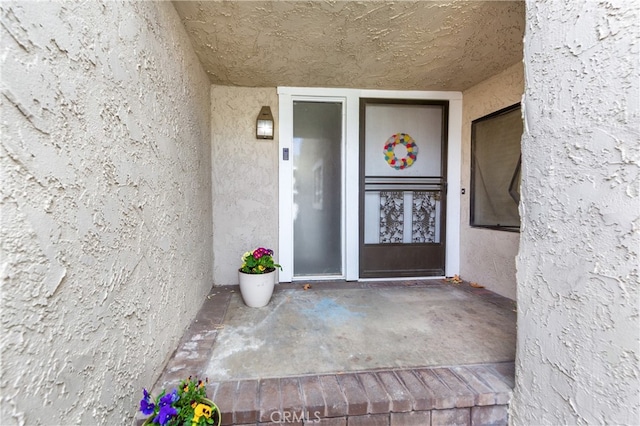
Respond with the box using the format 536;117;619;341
150;279;517;425
205;282;516;381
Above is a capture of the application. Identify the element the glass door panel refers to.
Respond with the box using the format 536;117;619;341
364;190;442;244
293;101;343;276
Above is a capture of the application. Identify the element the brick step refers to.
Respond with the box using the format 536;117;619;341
209;362;514;426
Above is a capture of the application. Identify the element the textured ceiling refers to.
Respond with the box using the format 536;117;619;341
173;1;525;91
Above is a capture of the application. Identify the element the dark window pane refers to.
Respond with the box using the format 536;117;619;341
471;104;522;231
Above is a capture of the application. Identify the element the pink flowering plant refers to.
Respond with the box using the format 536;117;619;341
139;376;218;425
240;247;282;274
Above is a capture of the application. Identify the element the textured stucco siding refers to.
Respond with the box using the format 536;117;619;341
512;1;639;424
460;62;523;300
1;2;212;425
211;86;279;285
174;1;525;91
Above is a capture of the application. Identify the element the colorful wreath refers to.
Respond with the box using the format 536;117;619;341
383;133;418;170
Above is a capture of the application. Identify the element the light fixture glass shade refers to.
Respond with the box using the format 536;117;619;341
256;106;274;139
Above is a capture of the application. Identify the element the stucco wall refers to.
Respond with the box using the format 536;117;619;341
512;1;639;424
211;87;279;285
0;2;212;425
459;63;523;300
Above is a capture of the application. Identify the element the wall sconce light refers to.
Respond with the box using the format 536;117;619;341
256;106;274;140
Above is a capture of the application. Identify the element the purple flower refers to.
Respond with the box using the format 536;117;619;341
139;389;155;415
153;404;178;425
159;389;179;406
253;247;272;260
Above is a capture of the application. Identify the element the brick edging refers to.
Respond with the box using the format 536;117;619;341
210;362;514;425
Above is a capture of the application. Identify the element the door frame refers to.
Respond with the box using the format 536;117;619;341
278;87;462;282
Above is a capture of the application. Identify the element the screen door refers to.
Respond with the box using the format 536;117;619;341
360;99;448;278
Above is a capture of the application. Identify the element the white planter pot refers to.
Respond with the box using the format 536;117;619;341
238;270;276;307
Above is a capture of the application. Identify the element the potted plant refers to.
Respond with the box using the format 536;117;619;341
238;247;282;307
139;376;220;426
